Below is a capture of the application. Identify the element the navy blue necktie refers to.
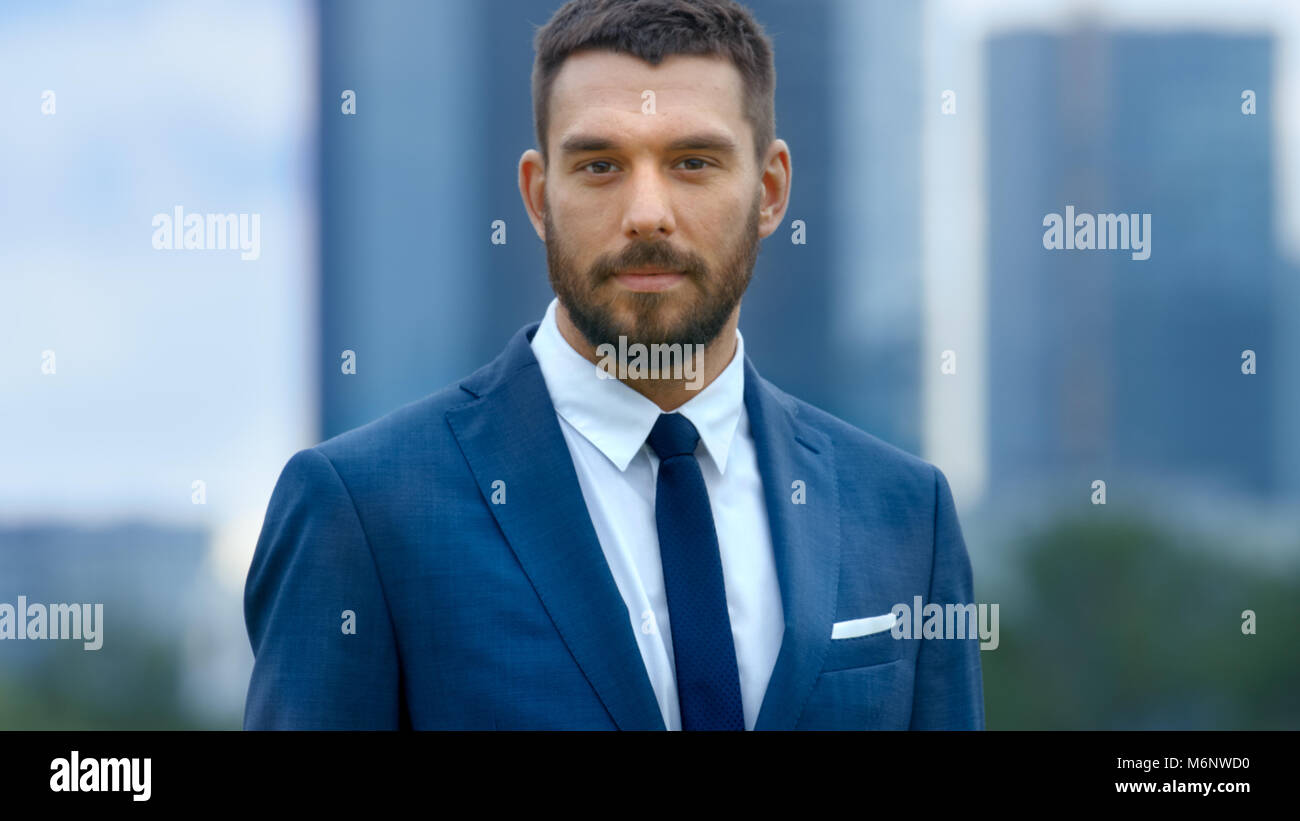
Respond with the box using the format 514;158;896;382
646;412;745;731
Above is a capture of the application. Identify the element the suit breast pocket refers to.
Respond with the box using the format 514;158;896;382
820;626;907;673
799;660;914;730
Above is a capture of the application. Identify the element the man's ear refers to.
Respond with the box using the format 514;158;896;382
519;148;547;241
756;138;791;240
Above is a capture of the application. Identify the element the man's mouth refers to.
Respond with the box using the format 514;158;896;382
613;268;686;292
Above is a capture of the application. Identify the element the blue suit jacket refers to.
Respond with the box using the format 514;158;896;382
244;322;984;730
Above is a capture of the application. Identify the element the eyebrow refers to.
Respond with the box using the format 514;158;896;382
558;132;738;155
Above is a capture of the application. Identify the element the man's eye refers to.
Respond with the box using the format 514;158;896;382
676;158;712;171
583;161;617;174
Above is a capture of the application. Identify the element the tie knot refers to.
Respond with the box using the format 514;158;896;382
647;413;700;460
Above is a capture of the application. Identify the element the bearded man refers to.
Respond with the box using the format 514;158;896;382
244;0;984;731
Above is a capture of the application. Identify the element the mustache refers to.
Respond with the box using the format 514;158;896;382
589;240;707;281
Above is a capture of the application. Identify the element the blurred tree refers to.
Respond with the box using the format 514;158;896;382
982;513;1300;729
0;626;228;730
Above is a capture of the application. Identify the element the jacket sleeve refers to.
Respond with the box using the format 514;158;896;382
909;465;986;730
243;447;402;729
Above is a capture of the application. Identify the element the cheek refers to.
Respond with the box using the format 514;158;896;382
685;198;749;253
685;185;750;228
552;198;617;252
552;181;613;219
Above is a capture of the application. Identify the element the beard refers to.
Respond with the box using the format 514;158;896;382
544;195;760;350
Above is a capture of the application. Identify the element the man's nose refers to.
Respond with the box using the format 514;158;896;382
620;166;676;239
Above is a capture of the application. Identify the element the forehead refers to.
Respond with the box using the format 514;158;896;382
548;50;748;148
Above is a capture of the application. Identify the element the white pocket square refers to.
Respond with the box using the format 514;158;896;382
831;612;897;639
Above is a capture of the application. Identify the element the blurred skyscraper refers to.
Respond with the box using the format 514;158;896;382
318;0;487;439
985;29;1281;503
828;0;924;456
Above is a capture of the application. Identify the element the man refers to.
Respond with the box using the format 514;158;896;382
244;0;983;730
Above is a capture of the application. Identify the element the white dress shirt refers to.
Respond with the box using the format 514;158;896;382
529;298;784;730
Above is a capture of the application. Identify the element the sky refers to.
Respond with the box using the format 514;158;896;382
0;1;316;589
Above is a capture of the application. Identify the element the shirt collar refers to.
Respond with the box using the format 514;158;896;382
530;297;745;473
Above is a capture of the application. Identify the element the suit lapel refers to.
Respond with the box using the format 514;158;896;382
745;358;842;731
445;324;665;730
444;324;842;731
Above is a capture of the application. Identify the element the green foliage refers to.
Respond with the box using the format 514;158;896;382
0;628;231;730
982;513;1300;728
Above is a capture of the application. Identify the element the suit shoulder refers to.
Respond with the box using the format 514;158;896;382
771;381;942;488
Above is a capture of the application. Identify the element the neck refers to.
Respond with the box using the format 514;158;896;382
555;302;739;412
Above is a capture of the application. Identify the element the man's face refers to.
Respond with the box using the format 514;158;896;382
539;51;765;349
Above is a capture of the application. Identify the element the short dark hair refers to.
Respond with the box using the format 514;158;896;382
531;0;776;165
